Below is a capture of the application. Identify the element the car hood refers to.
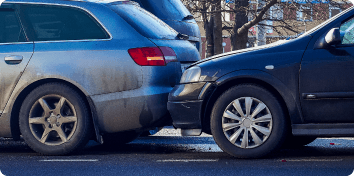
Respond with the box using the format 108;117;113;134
190;39;289;67
192;35;313;81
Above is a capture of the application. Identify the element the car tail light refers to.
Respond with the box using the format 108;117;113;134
159;47;177;65
128;47;177;66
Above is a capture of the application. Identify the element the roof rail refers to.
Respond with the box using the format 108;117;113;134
64;0;138;5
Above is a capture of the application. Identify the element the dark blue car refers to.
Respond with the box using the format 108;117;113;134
168;6;354;158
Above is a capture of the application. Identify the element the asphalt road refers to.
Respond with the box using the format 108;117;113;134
0;127;353;176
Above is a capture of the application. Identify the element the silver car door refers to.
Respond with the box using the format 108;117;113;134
0;5;33;113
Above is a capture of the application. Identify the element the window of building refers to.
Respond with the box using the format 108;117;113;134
222;0;231;22
266;20;273;34
283;6;297;20
269;4;283;20
329;5;341;19
20;4;109;42
297;5;313;21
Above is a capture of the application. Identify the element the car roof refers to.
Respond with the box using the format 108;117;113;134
4;0;134;5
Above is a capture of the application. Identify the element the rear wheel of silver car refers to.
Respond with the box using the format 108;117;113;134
211;84;288;158
19;83;92;155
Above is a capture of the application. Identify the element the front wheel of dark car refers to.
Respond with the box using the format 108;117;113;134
19;83;92;155
211;84;288;158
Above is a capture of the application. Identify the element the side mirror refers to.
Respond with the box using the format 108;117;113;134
325;28;341;45
314;28;342;49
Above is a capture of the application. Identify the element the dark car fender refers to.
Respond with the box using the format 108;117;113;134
203;69;303;126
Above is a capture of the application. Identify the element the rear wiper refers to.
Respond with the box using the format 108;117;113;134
183;15;194;20
177;33;189;40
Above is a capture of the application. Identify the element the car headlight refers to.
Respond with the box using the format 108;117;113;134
180;66;201;84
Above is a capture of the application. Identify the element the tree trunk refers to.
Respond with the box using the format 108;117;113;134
231;0;249;51
205;15;214;58
231;31;248;50
213;0;223;55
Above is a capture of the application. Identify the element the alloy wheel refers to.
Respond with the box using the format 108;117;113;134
28;95;78;145
222;97;273;149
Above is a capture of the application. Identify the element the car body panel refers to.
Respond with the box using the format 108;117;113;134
194;36;311;102
168;68;304;130
299;6;354;123
167;37;312;129
167;100;203;129
92;62;182;133
168;82;206;101
0;43;33;113
301;45;354;123
29;41;145;95
213;70;303;124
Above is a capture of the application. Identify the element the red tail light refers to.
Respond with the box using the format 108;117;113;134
128;47;177;66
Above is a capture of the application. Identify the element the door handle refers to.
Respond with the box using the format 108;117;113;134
5;55;23;64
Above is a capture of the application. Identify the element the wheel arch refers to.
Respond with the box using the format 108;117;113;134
201;70;302;134
10;78;99;141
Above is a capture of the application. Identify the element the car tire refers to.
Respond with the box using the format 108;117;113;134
211;84;288;158
102;131;141;146
19;83;92;155
282;136;317;148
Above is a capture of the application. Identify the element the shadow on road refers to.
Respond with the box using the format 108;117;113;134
0;136;354;160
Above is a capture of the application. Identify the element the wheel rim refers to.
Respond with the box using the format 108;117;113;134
222;97;273;149
28;95;78;145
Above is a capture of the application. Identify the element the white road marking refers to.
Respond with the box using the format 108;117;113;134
39;159;98;162
156;159;218;162
282;159;343;162
320;138;354;140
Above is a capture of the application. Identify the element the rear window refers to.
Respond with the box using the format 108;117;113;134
109;4;177;39
135;0;191;21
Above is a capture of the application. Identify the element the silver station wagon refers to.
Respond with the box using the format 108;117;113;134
0;0;200;155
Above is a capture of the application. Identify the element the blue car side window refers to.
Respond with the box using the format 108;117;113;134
0;8;27;43
20;4;109;42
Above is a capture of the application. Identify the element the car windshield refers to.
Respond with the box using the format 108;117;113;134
109;3;178;39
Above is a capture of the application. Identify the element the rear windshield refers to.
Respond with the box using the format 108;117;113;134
109;4;177;39
135;0;191;21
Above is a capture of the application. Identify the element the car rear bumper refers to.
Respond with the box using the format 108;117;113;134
91;86;173;133
91;62;183;134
